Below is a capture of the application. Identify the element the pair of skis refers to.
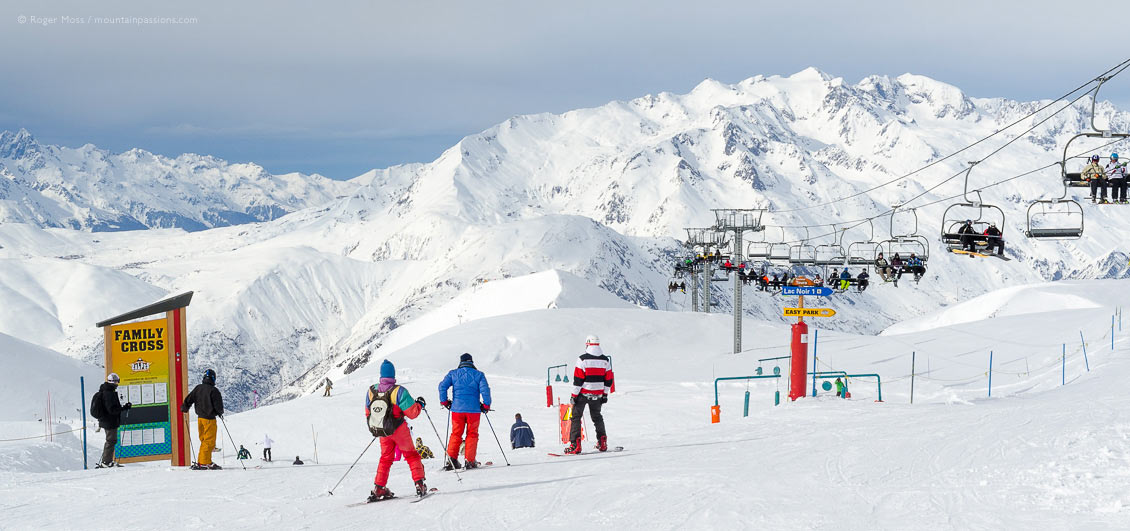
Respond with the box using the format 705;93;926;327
547;446;624;457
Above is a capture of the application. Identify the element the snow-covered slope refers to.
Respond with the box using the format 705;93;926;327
3;279;1129;528
0;129;359;231
6;68;1130;411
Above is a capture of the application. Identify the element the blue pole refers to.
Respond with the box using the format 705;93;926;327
988;351;993;398
1061;344;1065;386
811;329;819;397
1080;331;1090;372
80;376;88;470
743;391;750;417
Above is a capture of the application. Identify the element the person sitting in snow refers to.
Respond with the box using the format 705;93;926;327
293;455;304;465
237;445;251;460
510;413;535;449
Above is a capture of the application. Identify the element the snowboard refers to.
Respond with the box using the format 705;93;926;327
949;248;1011;261
548;446;624;457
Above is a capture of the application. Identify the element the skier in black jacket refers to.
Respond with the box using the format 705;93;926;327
95;372;131;468
181;369;224;470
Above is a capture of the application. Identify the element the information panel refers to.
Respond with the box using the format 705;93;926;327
108;318;172;461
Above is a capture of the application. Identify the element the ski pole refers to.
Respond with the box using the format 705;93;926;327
328;437;377;496
482;410;510;466
422;407;462;482
184;414;197;466
218;416;247;470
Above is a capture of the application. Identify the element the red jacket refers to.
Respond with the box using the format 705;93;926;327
571;345;615;398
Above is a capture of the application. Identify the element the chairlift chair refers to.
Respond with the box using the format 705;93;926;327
940;163;1006;254
880;206;931;263
787;228;817;265
1026;162;1084;239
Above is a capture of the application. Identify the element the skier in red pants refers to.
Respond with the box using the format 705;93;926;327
365;360;428;501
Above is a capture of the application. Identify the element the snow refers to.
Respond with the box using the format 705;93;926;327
2;279;1130;529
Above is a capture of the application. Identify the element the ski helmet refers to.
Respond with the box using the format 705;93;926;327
106;372;120;384
1113;153;1119;160
1092;154;1101;161
203;368;216;384
585;335;600;345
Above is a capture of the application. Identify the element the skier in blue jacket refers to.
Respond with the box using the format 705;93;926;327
438;353;492;469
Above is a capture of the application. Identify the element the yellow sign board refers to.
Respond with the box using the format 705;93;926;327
106;318;172;462
783;307;836;317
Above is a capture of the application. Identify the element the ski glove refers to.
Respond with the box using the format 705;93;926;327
599;395;608;404
480;404;490;413
440;401;452;409
368;426;381;438
569;395;577;405
416;397;426;408
124;402;132;409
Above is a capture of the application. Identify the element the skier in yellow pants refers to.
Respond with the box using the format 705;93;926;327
182;368;225;470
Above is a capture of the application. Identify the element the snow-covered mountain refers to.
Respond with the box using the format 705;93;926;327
4;68;1130;410
0;129;359;231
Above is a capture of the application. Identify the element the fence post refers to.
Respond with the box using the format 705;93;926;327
1080;331;1090;372
1113;315;1116;351
80;376;88;470
909;351;916;405
811;329;819;397
1061;343;1065;386
988;351;993;398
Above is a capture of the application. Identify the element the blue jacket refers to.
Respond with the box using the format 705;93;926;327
510;420;534;448
438;362;492;413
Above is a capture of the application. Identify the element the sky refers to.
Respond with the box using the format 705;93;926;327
1;0;1128;180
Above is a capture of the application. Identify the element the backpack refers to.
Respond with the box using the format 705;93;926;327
367;385;399;437
90;390;107;420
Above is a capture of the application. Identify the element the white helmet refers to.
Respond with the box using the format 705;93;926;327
106;372;120;384
585;335;600;345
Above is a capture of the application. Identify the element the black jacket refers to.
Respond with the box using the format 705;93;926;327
97;382;129;429
182;383;224;419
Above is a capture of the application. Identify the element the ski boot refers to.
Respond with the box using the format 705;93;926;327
597;435;608;452
464;460;480;470
95;462;110;469
208;463;222;470
564;437;583;455
190;463;206;470
442;457;462;471
368;484;394;502
414;479;428;497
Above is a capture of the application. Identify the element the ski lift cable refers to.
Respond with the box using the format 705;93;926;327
770;57;1130;215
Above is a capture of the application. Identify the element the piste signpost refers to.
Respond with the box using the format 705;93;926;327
781;286;833;297
783;307;836;318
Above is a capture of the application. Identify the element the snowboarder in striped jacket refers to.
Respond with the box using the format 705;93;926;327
565;335;615;454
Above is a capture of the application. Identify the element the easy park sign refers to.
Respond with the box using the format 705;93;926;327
783;307;837;318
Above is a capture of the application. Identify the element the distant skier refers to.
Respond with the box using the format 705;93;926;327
834;377;844;397
1083;154;1108;203
323;377;333;397
181;369;224;470
92;372;132;468
678;281;686;293
838;269;851;291
875;252;892;282
957;220;978;252
905;254;925;282
982;223;1004;256
438;353;492;470
261;434;273;461
1107;153;1127;203
565;335;615;454
366;360;428;501
293;455;304;465
237;445;251;460
510;413;535;449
